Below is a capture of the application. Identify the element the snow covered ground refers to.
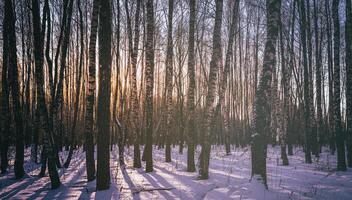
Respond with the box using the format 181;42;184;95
1;145;352;199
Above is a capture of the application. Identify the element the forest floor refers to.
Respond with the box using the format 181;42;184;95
1;145;352;199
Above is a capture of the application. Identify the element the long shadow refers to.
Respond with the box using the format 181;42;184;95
16;175;71;200
25;184;53;200
1;149;87;199
0;175;18;190
26;150;87;200
0;162;41;190
140;170;180;199
28;184;87;200
58;151;94;200
153;165;198;186
0;176;38;199
1;151;73;198
121;167;140;200
42;161;87;199
76;152;120;200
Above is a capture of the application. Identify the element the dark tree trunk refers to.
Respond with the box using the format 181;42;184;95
299;0;313;164
4;0;25;179
23;2;35;161
186;0;197;173
0;2;11;174
145;0;155;173
164;0;174;163
199;0;223;180
96;0;112;190
40;2;52;169
346;0;352;168
326;0;336;155
251;0;281;187
287;0;296;156
313;0;323;157
113;0;125;167
132;0;142;167
125;0;142;168
32;0;61;189
51;0;74;169
44;0;54;105
32;108;39;164
332;0;347;171
85;0;100;182
279;14;289;166
306;0;318;157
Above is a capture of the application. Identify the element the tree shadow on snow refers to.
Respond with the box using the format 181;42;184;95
0;176;38;199
139;170;179;199
121;167;141;200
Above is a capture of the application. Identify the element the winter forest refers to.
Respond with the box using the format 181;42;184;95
1;0;352;199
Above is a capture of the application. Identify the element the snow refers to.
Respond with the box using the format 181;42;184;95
1;145;352;199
